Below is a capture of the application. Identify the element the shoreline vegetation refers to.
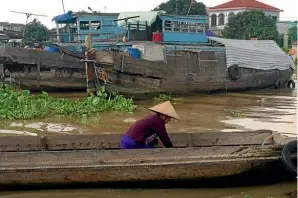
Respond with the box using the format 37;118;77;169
0;86;136;120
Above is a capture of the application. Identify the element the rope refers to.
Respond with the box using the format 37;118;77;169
96;67;109;84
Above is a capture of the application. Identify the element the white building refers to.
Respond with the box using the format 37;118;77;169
208;0;283;30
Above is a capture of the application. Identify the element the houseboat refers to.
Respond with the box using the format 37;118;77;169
0;130;296;185
0;11;295;94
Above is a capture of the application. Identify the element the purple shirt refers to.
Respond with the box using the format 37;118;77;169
124;114;173;147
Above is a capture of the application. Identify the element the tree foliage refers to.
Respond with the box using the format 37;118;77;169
76;10;101;15
288;25;297;43
223;10;278;40
153;0;206;15
24;19;48;41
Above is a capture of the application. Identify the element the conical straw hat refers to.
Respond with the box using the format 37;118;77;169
149;101;180;120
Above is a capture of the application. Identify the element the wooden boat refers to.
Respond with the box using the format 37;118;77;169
0;130;296;185
1;12;295;95
101;39;295;96
0;41;295;96
0;47;87;91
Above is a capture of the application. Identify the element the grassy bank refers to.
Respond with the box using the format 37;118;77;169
0;86;136;120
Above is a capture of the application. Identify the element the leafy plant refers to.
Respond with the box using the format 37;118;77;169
24;19;48;41
282;47;290;54
223;10;278;40
153;93;173;102
153;0;206;15
0;86;136;120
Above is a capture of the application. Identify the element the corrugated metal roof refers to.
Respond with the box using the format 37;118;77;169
208;37;295;70
117;11;166;27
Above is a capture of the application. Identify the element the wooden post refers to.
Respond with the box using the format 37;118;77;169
283;32;289;49
37;58;40;88
85;61;89;93
56;23;60;42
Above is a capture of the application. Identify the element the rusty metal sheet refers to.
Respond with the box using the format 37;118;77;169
190;131;273;146
0;136;41;151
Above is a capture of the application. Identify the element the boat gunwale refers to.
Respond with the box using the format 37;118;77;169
0;130;288;152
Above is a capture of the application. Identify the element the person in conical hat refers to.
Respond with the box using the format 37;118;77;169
120;101;180;149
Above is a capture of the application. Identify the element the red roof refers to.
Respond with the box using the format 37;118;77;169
208;0;282;12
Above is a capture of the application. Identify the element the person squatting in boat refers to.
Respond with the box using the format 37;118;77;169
120;101;180;149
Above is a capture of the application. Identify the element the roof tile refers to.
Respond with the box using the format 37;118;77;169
209;0;281;11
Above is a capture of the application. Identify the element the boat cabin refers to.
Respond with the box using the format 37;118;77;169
51;11;124;43
117;11;211;44
51;11;212;50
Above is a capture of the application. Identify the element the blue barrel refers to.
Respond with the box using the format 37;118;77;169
127;47;140;59
44;46;59;53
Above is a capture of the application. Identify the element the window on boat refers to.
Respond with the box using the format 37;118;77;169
90;21;101;30
181;22;189;32
79;21;89;30
173;21;180;32
164;20;206;33
196;23;205;32
218;13;225;25
164;20;172;31
189;23;196;32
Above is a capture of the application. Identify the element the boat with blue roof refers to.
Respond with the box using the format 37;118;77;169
0;11;295;94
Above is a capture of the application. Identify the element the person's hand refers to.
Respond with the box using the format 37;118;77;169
157;139;165;148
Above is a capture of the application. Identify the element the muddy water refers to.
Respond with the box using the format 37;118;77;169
0;87;296;136
0;181;297;198
0;85;297;197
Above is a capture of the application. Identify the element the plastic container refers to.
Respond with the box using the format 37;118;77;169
127;47;140;59
44;46;59;53
152;32;162;42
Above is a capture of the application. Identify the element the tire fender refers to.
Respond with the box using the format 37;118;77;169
228;64;241;80
281;140;297;175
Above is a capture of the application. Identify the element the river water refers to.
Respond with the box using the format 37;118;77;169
0;84;297;197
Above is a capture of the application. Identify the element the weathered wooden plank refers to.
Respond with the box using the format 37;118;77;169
45;133;190;150
0;131;276;152
113;53;168;79
272;132;297;145
0;146;281;185
190;130;273;146
45;134;122;150
169;133;190;147
0;136;41;151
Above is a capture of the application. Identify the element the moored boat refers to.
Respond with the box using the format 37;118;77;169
0;11;295;95
0;130;296;185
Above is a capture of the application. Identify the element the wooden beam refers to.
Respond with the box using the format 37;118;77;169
0;130;276;152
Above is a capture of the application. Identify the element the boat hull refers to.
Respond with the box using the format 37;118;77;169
0;131;295;185
0;47;294;94
0;150;283;185
107;50;294;96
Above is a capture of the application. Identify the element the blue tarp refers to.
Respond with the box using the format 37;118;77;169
52;11;76;23
205;29;215;37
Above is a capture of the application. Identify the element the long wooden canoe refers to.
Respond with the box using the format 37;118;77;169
0;130;296;185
